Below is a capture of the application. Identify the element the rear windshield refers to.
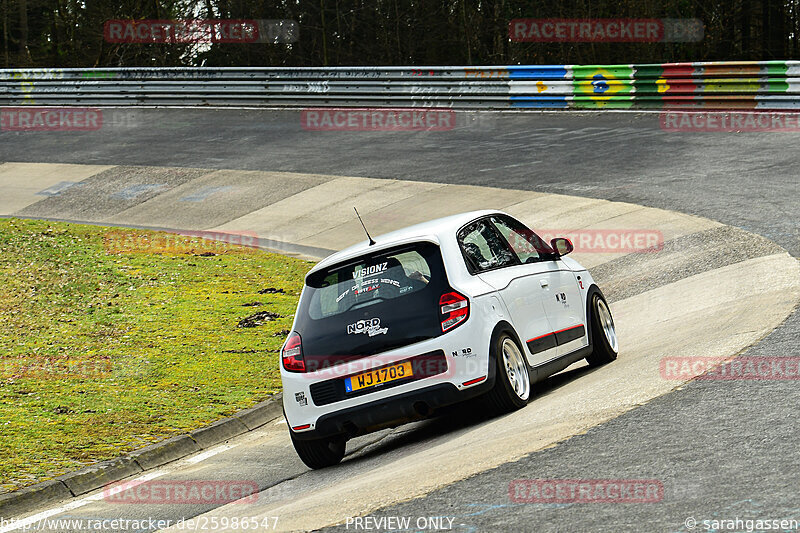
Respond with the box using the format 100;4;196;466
296;241;449;362
308;250;432;319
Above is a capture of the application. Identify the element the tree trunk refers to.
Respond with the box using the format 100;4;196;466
768;0;785;58
319;0;328;66
3;0;9;67
741;0;751;58
18;0;32;65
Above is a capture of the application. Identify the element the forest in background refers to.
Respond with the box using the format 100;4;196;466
1;0;798;68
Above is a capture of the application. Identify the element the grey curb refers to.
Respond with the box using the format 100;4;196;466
0;393;283;519
189;418;249;449
128;435;201;471
57;457;143;497
233;399;284;431
0;480;72;519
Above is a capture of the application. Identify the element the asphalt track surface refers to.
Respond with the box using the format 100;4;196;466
1;109;799;532
1;109;796;257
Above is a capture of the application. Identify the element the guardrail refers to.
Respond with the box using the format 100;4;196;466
1;61;799;109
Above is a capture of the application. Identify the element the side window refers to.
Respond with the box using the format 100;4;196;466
491;216;554;264
458;219;518;273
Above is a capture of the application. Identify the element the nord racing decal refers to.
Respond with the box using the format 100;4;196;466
347;318;388;337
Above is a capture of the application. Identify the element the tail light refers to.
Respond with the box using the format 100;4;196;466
440;291;469;332
282;332;305;372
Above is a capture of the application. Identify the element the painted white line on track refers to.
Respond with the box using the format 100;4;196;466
0;499;90;533
0;471;169;532
85;470;166;501
184;444;238;465
2;440;250;531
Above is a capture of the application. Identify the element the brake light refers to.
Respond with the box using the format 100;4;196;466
440;291;469;332
282;332;305;372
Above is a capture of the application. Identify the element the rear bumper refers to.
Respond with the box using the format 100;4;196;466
291;380;492;441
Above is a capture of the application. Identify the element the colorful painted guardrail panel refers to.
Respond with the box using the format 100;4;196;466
1;61;799;109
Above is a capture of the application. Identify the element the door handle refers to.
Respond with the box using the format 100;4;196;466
540;279;549;288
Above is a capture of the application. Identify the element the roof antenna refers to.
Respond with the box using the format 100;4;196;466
354;207;376;246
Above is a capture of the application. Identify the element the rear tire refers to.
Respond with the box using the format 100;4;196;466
585;293;618;367
290;432;346;469
486;333;531;412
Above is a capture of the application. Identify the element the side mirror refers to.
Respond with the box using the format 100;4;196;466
550;237;574;256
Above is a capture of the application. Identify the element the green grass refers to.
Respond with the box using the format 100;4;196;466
0;219;313;492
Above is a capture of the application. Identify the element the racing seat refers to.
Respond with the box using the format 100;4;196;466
462;242;488;270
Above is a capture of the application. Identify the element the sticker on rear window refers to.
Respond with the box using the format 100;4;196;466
353;262;388;279
335;288;350;303
347;318;389;337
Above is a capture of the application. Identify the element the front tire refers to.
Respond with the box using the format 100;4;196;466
486;333;531;412
585;292;618;367
290;431;346;469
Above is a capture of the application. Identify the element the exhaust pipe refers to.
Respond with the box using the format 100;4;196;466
413;401;432;417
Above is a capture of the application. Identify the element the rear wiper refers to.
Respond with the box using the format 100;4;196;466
344;297;386;312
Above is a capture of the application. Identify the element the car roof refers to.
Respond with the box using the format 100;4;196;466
309;209;503;273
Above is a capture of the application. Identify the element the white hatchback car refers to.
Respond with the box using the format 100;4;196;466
281;210;618;468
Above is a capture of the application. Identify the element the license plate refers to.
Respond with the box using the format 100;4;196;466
345;361;413;393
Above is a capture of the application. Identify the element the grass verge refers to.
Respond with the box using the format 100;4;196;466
0;219;312;492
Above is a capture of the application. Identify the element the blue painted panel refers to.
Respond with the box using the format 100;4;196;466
507;65;569;80
510;96;570;108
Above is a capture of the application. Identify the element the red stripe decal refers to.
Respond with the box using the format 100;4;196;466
527;331;554;343
553;324;583;335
